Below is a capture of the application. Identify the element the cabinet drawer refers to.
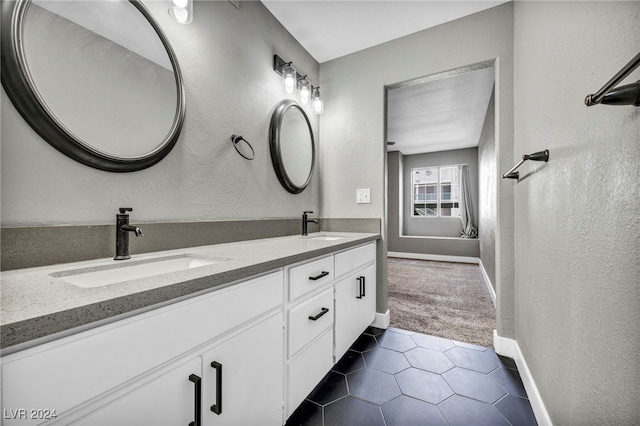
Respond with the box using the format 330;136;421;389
288;288;333;357
335;242;376;278
1;271;283;426
286;328;333;418
288;256;334;302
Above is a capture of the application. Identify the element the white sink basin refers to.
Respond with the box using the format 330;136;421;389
52;255;219;288
302;234;346;241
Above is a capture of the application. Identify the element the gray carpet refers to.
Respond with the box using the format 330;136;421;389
387;257;495;347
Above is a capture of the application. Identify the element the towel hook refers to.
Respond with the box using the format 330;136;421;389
503;150;549;179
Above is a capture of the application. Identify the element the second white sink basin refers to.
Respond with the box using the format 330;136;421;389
52;255;219;288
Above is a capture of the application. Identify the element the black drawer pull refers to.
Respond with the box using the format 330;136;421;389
361;276;366;297
309;271;329;281
188;374;201;426
210;361;222;415
356;277;363;299
308;307;329;321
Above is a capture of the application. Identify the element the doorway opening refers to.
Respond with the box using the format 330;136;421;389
384;61;497;345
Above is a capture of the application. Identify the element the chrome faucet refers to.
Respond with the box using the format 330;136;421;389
115;207;143;260
302;211;318;236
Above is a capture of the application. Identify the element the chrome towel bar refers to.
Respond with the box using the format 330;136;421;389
503;150;549;179
585;52;640;107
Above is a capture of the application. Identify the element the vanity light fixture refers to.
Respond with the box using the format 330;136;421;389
311;87;324;114
273;54;324;111
168;0;192;24
298;76;311;104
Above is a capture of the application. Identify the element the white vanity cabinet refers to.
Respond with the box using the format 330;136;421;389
1;237;379;426
334;243;377;360
73;311;284;426
284;256;335;417
1;271;284;426
283;242;377;418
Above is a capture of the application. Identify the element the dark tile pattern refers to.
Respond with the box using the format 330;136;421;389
363;347;410;374
286;327;538;426
381;395;448;426
332;350;365;375
404;347;455;374
395;368;454;404
323;396;385;426
347;367;402;405
306;372;348;405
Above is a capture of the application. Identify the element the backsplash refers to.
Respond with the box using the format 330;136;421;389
0;218;380;271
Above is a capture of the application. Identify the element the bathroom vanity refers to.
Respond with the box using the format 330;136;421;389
0;233;379;426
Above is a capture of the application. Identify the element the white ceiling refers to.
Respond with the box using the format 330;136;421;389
387;66;495;155
261;0;503;155
260;0;507;63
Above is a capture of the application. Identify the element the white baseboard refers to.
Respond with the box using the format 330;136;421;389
493;331;553;426
388;251;478;264
478;259;496;307
371;310;390;329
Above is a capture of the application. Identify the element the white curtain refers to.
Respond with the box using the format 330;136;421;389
459;164;478;238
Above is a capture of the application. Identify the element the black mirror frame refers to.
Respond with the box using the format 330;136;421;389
0;0;186;173
269;99;315;194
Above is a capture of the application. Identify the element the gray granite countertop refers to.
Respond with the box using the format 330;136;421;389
1;232;379;352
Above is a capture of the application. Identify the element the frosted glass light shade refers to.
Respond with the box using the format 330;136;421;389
298;78;311;104
168;0;192;24
312;88;323;114
282;64;297;94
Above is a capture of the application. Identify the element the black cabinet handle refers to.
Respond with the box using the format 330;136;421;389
308;307;329;321
356;277;363;299
309;271;329;281
188;374;201;426
362;276;366;297
210;361;222;415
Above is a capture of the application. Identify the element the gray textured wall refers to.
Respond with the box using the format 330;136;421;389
1;0;320;227
402;148;478;238
320;3;514;332
478;90;496;289
514;2;639;423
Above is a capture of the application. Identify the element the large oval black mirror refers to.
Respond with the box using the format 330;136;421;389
0;0;185;172
269;100;315;194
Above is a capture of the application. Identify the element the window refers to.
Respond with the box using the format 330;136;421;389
412;166;460;217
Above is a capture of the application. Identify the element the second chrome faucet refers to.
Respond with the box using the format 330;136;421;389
302;211;318;236
115;207;143;260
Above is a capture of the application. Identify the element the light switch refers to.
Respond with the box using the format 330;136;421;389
356;188;370;204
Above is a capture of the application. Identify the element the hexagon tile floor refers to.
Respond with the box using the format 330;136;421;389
286;327;537;426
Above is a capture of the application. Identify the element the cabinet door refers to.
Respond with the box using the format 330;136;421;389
71;357;202;426
334;264;376;360
201;311;284;426
357;264;376;333
334;273;361;360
